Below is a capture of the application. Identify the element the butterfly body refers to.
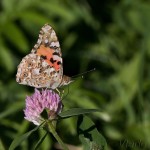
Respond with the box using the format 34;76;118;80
16;24;72;89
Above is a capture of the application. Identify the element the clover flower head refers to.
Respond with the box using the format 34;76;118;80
24;89;62;125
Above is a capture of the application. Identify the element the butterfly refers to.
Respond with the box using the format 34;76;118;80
16;24;72;89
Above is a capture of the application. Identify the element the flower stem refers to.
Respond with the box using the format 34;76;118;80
47;121;69;150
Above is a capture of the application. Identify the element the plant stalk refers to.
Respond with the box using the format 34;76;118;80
47;121;69;150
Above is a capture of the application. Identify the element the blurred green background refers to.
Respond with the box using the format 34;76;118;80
0;0;150;149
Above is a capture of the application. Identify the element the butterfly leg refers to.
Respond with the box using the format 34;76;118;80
56;88;61;96
58;86;70;101
60;89;65;99
56;88;65;99
61;85;69;100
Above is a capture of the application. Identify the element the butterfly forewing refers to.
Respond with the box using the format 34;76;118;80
16;24;67;89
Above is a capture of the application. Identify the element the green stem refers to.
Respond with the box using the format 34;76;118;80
47;121;69;150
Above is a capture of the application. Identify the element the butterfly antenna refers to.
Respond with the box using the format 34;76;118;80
71;68;96;79
61;68;96;100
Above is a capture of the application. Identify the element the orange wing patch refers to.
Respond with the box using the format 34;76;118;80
36;45;61;71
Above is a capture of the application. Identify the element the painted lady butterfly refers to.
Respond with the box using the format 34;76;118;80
16;24;72;89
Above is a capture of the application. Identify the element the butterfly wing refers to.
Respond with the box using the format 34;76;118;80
16;24;63;89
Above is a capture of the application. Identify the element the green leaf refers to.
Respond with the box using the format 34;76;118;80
77;116;107;150
38;129;52;150
0;139;6;150
34;131;48;150
0;39;15;72
19;10;51;26
2;22;29;53
0;101;24;120
9;124;43;150
1;0;17;12
59;108;101;118
36;1;76;23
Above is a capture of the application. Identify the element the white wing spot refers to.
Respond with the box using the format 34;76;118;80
45;39;49;43
53;55;62;63
32;68;40;75
42;61;48;67
51;41;59;47
37;39;41;44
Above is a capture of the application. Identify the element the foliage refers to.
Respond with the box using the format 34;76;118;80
0;0;150;149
